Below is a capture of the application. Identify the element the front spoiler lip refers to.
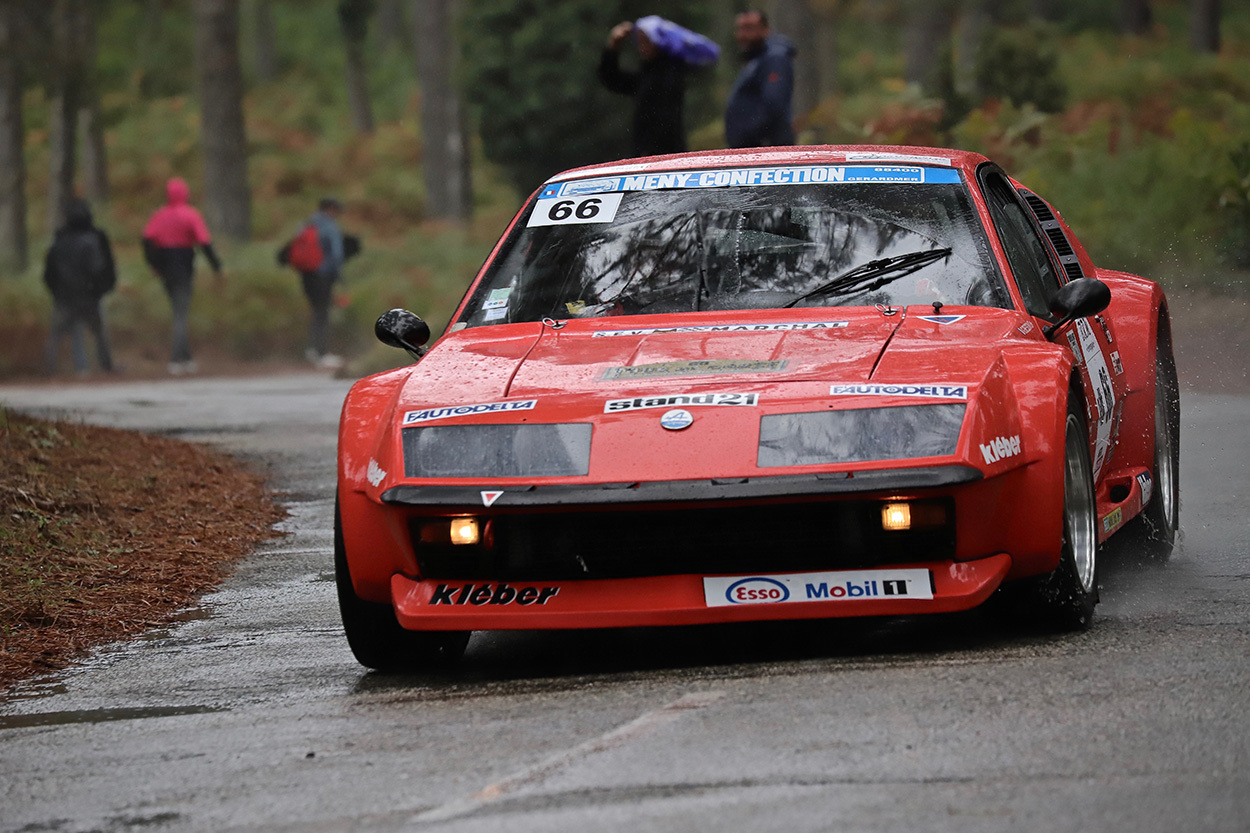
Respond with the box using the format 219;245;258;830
380;465;982;508
390;554;1011;631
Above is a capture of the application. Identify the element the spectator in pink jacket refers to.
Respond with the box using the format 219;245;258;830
142;178;222;374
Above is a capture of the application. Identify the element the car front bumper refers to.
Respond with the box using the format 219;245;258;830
389;553;1012;631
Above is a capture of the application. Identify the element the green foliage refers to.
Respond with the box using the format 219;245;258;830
974;25;1067;114
461;0;717;194
1218;143;1250;267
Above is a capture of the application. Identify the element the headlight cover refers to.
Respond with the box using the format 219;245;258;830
758;404;966;468
402;423;592;478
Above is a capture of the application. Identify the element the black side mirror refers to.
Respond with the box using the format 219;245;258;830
375;309;431;359
1043;278;1111;337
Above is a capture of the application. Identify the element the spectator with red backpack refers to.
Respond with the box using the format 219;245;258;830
142;177;222;375
280;197;354;369
43;199;116;376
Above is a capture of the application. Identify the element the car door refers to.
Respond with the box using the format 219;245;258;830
978;167;1121;480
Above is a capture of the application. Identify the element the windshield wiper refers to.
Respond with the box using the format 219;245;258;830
783;247;953;308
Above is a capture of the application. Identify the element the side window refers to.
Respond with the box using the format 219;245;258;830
981;173;1062;317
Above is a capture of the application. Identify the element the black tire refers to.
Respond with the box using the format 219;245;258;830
1030;390;1101;630
1125;322;1180;560
335;499;469;671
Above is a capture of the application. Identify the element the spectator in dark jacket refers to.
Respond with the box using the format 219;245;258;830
43;200;116;376
142;177;222;375
724;10;797;149
599;16;719;158
298;197;348;369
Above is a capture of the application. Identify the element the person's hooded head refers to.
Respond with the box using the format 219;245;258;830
165;177;191;206
64;199;94;231
634;15;720;66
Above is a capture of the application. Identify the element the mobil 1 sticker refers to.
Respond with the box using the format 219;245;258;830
528;193;624;227
703;568;932;608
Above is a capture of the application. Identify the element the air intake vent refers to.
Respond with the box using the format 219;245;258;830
1019;188;1085;282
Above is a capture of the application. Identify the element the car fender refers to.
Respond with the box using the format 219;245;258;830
1096;270;1169;477
991;344;1075;579
338;366;420;602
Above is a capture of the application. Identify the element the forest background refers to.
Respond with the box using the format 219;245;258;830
0;0;1246;378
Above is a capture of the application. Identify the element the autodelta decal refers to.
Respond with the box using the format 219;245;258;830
605;392;759;413
403;399;537;425
428;583;559;607
916;314;966;325
980;434;1022;465
592;321;848;337
366;459;386;487
704;568;933;607
828;383;968;399
601;359;787;380
538;165;963;201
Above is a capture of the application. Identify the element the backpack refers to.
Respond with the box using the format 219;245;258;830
283;225;324;273
50;230;111;301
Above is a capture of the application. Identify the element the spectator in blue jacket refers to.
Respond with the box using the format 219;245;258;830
724;10;796;149
300;198;346;369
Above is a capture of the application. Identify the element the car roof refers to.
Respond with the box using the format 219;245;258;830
544;145;991;185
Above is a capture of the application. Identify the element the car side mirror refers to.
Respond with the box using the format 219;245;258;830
375;309;431;360
1043;278;1111;337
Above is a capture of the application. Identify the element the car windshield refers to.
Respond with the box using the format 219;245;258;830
457;166;1008;328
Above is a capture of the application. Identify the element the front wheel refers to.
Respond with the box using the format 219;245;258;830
335;498;469;671
1030;393;1101;630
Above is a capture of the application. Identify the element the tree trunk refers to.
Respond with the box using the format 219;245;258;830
770;0;817;130
340;1;375;134
812;6;838;101
80;2;107;204
192;0;252;241
376;0;407;52
903;0;954;90
251;0;280;82
0;3;27;273
1191;0;1220;53
1121;0;1153;35
956;0;996;97
415;0;471;221
48;0;90;233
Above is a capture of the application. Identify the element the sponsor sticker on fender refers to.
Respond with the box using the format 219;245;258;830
1102;507;1123;534
829;383;968;399
1136;471;1153;506
980;434;1022;465
403;399;537;425
703;569;933;608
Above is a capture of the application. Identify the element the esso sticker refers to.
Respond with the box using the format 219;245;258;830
528;193;624;227
725;577;791;604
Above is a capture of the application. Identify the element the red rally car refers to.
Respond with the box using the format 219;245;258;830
336;146;1179;670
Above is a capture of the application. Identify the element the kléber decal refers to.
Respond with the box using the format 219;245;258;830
980;434;1022;465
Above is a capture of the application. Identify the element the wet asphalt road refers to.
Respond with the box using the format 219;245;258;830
0;373;1247;833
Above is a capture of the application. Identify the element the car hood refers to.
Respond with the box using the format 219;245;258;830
399;307;1029;405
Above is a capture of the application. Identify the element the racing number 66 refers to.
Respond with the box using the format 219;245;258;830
527;191;623;228
548;197;602;222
